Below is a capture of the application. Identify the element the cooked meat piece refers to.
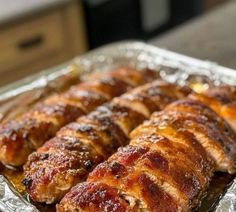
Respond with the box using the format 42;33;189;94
189;85;236;131
113;81;191;118
23;81;191;204
58;99;236;211
86;67;157;87
221;102;236;132
204;85;236;103
0;67;153;166
133;99;236;173
57;182;136;212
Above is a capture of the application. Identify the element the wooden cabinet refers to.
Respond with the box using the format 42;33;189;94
0;1;87;86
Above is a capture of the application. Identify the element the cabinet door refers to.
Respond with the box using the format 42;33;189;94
0;2;87;86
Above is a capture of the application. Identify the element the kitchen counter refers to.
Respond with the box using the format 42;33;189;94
150;1;236;70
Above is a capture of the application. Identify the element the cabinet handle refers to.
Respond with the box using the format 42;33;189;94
17;35;44;51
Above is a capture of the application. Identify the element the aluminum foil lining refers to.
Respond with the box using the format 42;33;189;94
0;176;38;212
0;41;236;212
74;41;236;87
215;178;236;212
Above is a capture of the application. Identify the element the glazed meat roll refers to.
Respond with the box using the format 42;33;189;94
189;85;236;131
23;81;191;204
58;99;236;212
0;67;154;166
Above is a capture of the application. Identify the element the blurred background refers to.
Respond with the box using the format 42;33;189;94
0;0;234;85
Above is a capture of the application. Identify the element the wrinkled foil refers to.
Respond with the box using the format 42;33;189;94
0;176;38;212
0;41;236;212
215;178;236;212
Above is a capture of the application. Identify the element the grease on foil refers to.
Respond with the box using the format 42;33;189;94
0;41;236;211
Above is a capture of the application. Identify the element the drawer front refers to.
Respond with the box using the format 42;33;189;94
0;10;66;73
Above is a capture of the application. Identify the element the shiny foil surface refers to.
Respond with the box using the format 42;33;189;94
215;178;236;212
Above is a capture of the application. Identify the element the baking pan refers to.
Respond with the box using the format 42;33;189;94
0;41;236;212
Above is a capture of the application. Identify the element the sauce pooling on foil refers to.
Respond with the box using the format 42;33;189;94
1;167;25;194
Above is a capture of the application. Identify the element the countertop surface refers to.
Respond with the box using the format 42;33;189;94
150;1;236;70
0;0;73;25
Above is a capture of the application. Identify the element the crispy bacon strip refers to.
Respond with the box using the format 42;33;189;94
58;99;236;212
0;68;155;166
23;81;191;204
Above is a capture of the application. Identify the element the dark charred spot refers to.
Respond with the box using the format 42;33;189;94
149;183;158;195
39;153;49;160
224;126;230;135
84;160;93;170
108;161;126;178
105;128;113;138
224;145;231;153
22;178;33;188
216;137;224;145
